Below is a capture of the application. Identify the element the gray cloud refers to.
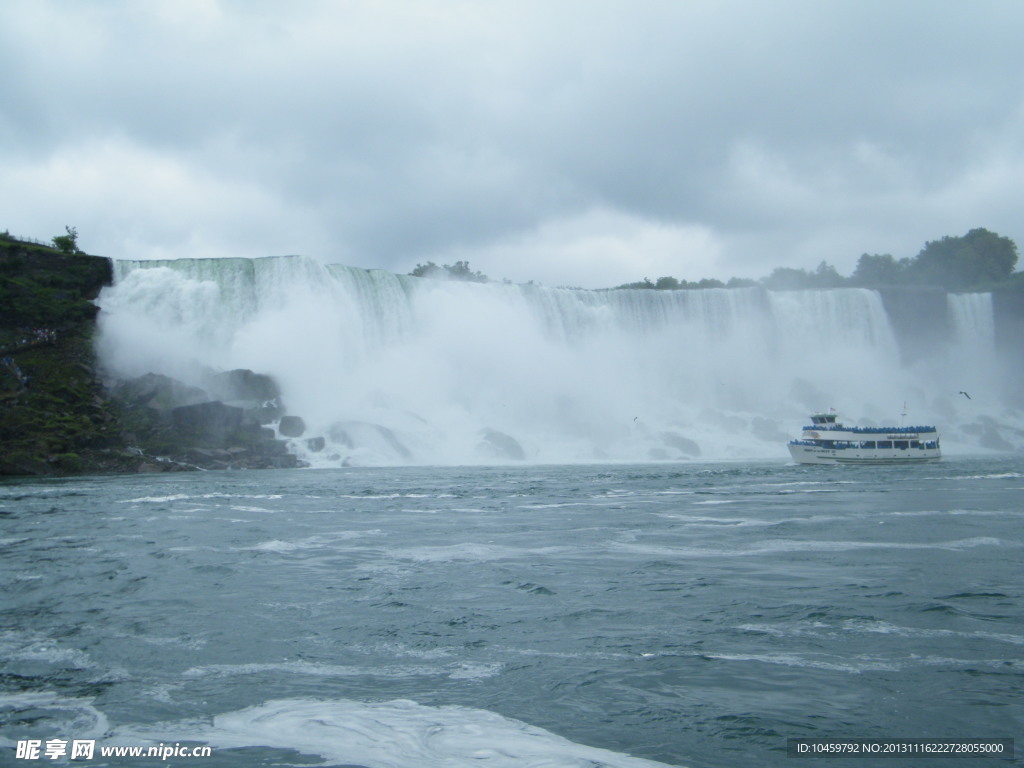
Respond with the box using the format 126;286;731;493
2;0;1022;287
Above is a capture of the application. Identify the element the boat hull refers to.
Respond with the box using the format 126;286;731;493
788;443;941;465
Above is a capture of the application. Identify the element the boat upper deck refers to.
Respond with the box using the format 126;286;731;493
803;413;937;435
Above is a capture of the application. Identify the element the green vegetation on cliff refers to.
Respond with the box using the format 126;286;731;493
0;234;129;474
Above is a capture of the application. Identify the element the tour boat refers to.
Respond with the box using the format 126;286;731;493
788;412;941;464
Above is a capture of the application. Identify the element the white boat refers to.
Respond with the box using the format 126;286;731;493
788;412;941;464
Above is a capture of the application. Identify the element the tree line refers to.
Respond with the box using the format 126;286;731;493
413;228;1019;292
620;228;1020;292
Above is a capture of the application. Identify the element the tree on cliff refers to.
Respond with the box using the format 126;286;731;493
762;261;846;289
51;226;81;255
410;260;489;282
907;228;1018;290
850;253;913;287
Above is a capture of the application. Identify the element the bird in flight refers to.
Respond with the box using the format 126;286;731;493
959;391;971;400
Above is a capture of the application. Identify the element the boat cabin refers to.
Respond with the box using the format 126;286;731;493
809;413;839;427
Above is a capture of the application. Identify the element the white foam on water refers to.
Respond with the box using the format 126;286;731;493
119;697;685;768
840;619;1024;646
0;692;110;744
699;651;900;674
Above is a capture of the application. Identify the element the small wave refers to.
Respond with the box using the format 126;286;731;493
611;536;1011;559
699;651;899;673
119;493;192;503
335;492;453;499
200;493;284;499
958;472;1023;480
390;543;572;562
181;659;503;681
120;492;286;504
518;502;592;509
241;530;384;553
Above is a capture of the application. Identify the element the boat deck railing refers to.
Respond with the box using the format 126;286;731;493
802;425;937;434
790;439;940;450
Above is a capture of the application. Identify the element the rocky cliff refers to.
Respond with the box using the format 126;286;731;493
0;238;301;475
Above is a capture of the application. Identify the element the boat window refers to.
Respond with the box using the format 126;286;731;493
910;441;921;448
878;441;893;449
862;441;876;449
895;441;908;449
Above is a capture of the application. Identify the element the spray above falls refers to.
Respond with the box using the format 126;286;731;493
95;256;1017;465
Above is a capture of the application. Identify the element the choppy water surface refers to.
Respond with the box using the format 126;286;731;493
1;458;1021;767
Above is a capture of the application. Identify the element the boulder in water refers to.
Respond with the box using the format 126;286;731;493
325;421;412;461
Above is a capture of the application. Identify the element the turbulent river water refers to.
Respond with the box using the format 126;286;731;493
1;458;1021;767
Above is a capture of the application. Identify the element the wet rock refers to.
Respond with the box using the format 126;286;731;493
256;439;290;457
660;431;701;457
479;428;526;461
325;421;412;461
278;415;306;438
171;401;243;447
204;368;280;402
114;373;208;410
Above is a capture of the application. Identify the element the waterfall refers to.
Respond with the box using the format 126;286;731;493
944;292;999;405
95;256;1013;464
948;292;995;345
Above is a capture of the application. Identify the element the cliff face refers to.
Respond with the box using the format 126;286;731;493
876;286;949;364
0;242;126;474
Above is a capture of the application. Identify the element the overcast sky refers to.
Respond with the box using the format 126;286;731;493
2;1;1022;288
